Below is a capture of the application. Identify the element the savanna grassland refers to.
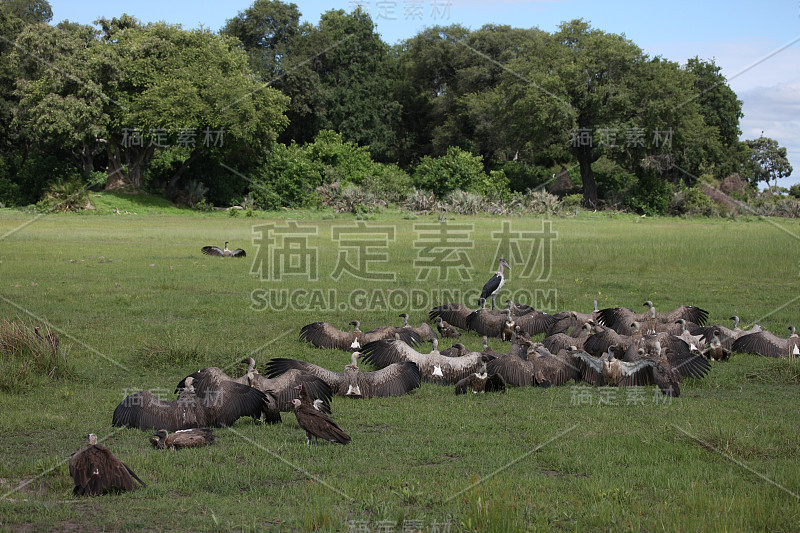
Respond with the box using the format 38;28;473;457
0;197;799;532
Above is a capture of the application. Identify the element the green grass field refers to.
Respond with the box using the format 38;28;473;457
1;199;799;532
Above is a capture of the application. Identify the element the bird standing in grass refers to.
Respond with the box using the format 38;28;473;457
69;433;146;496
291;398;350;445
480;257;510;310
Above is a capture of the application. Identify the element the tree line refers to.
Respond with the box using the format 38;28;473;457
0;0;793;213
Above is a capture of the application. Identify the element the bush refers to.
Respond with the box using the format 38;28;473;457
412;146;488;198
36;174;91;212
670;187;720;217
626;172;673;215
789;184;800;200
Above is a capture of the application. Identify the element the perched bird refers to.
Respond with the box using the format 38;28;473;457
69;433;146;496
112;376;273;431
291;398;350;445
435;316;461;338
454;355;506;394
300;320;421;351
597;301;708;334
694;316;762;350
265;352;421;399
149;428;215;449
487;341;581;387
732;326;800;358
480;257;511;310
201;241;246;257
34;326;59;352
440;342;469;358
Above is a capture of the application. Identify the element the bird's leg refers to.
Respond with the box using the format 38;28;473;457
491;295;496;310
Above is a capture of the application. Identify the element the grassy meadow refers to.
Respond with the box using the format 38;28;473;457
0;197;799;532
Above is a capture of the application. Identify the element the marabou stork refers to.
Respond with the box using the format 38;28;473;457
480;257;510;310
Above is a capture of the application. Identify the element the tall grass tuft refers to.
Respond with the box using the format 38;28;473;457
0;320;72;392
137;330;210;371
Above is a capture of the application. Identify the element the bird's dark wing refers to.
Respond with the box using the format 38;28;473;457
357;362;421;397
360;339;426;369
230;248;246;257
466;309;507;337
201;246;225;257
583;329;627;357
249;369;333;412
732;331;797;358
515;311;557;336
264;357;345;391
596;307;636;329
175;367;244;394
429;304;472;330
662;305;709;327
486;354;534;387
112;390;201;431
480;274;502;299
70;445;137;495
299;322;360;351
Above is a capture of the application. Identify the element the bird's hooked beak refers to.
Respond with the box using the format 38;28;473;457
502;258;511;270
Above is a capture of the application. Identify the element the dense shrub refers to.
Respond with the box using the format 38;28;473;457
0;321;72;392
670;187;719;217
625;172;673;215
412;146;487;197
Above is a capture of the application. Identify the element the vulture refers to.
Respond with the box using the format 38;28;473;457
672;319;706;352
398;313;438;341
597;301;708;334
468;305;555;339
621;339;711;380
34;326;59;352
429;303;478;330
542;322;594;354
454;355;506;394
176;360;333;416
291;398;350;445
69;433;146;496
545;300;599;336
481;336;506;359
265;352;421;398
486;341;581;387
694;316;762;350
731;326;800;358
201;241;246;257
480;257;511;310
435;316;461;338
440;342;470;358
299;320;421;351
583;322;644;357
245;369;333;413
573;348;683;396
150;428;215;450
701;329;732;361
360;337;492;385
112;376;273;431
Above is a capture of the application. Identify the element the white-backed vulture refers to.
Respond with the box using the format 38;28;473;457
701;329;732;361
597;301;708;334
299;320;421;351
732;326;800;358
398;313;438;341
201;241;246;257
435;316;461;338
486;342;581;387
573;348;683;396
150;428;215;449
429;303;478;330
360;338;490;385
454;356;506;394
112;376;273;431
265;352;421;398
70;433;146;496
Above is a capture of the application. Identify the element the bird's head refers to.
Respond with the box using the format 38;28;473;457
499;257;511;271
349;320;361;330
291;398;302;409
183;376;195;393
399;313;409;319
87;433;98;445
294;383;304;392
155;429;168;440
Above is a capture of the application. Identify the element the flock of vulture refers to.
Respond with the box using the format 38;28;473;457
69;255;799;496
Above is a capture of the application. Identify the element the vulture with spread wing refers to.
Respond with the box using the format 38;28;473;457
265;352;420;398
300;320;421;351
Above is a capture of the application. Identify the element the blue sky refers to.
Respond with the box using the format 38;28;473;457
50;0;800;186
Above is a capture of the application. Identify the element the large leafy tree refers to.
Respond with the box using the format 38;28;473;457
277;8;402;162
14;15;290;191
220;0;301;80
744;136;793;190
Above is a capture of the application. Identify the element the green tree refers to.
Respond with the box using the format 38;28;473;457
14;16;290;192
745;136;793;190
220;0;301;79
